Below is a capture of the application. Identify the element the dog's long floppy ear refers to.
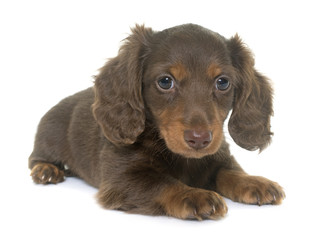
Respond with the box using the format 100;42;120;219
92;25;153;145
227;34;273;151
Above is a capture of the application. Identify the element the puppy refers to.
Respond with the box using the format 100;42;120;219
29;24;285;220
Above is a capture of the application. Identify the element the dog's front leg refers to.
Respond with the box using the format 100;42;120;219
216;168;285;205
97;164;227;220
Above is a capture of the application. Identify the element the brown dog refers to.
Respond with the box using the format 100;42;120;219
29;24;285;220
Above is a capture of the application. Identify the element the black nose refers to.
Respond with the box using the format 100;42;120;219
184;130;212;150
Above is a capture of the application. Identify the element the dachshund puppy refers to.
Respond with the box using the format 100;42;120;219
29;24;285;220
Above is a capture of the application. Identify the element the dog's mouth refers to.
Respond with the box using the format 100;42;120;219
159;126;223;159
155;105;225;159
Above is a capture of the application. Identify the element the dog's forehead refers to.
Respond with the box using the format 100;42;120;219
151;24;230;66
159;24;224;42
160;25;225;49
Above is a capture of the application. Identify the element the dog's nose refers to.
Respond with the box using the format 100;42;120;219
184;130;212;150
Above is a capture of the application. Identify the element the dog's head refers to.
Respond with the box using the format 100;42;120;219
93;24;273;158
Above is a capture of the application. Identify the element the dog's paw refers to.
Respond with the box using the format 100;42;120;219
30;163;65;184
161;187;228;220
233;175;286;205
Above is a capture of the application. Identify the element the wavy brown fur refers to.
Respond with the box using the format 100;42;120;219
29;24;284;220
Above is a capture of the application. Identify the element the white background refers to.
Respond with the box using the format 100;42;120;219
1;0;323;239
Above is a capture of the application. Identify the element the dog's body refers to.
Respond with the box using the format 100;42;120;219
29;24;285;220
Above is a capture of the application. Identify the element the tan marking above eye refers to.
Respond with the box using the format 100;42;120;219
207;63;222;79
169;63;188;81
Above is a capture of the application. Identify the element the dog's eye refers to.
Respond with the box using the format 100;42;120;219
157;76;175;90
215;77;230;91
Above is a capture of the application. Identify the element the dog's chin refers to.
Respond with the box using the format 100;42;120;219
164;141;220;159
178;150;217;159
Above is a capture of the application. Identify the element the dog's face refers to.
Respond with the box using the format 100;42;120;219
142;26;235;158
93;24;273;158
